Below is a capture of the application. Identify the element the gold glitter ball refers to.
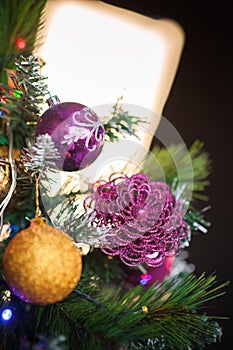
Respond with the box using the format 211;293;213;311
2;218;82;305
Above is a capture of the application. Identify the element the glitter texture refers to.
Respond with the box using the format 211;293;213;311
3;218;82;305
84;173;188;267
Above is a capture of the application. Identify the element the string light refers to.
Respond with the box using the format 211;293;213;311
13;90;22;99
1;308;13;321
1;289;11;302
16;38;26;50
142;305;149;313
138;273;152;286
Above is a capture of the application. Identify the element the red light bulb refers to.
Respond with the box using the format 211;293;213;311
16;38;26;50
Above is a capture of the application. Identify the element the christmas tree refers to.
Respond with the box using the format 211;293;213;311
0;1;229;349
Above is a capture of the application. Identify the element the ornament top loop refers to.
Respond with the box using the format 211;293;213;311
30;217;47;227
46;95;60;107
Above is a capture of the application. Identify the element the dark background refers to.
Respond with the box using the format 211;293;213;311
102;1;232;348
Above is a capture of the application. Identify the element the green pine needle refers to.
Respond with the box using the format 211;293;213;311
0;55;49;149
143;140;212;201
8;273;227;350
0;0;46;82
103;97;146;142
0;134;8;145
184;205;211;234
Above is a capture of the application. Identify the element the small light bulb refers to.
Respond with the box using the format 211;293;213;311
142;305;149;313
13;90;22;99
16;38;26;49
1;308;13;321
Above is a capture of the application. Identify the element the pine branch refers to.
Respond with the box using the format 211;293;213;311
14;55;49;118
143;140;212;201
103;97;146;142
0;55;49;148
0;0;46;83
8;273;227;350
184;205;211;235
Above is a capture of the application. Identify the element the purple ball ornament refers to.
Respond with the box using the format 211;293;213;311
35;96;105;171
125;255;175;287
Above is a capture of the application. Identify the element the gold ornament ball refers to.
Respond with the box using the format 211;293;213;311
2;218;82;305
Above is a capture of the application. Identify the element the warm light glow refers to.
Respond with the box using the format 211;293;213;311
36;0;184;115
39;3;165;109
16;38;26;49
142;305;149;313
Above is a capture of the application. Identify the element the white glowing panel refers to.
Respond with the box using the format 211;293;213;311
37;1;184;114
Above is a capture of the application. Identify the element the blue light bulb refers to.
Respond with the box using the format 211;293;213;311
1;308;13;321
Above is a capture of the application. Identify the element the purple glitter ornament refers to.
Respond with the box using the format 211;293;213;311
35;97;105;171
125;255;175;287
84;173;189;267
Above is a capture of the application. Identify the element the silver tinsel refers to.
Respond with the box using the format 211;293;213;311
21;133;61;173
